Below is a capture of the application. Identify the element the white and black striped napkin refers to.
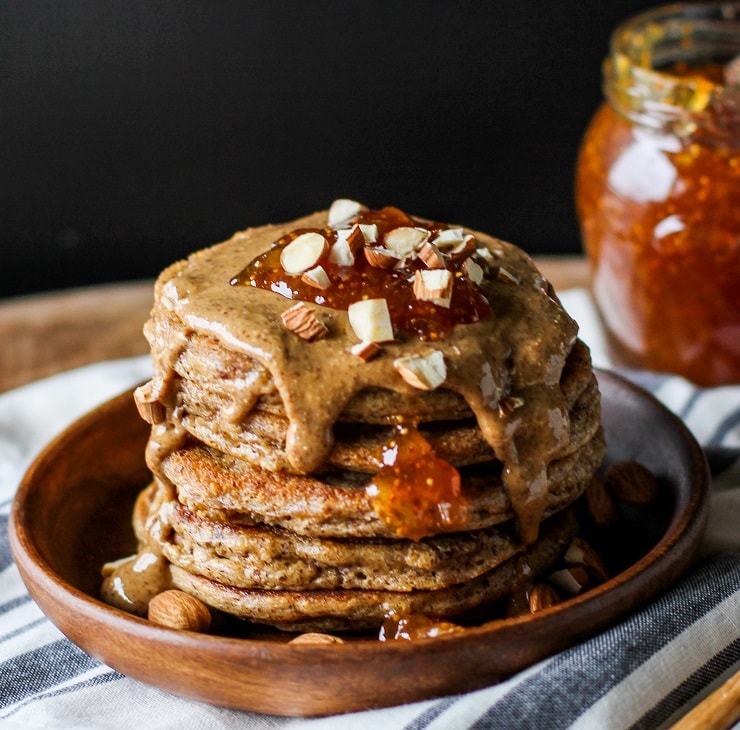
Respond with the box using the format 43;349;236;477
1;290;738;729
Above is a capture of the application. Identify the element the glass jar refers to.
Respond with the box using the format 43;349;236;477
576;3;740;386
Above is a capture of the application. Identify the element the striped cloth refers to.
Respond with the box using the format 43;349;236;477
1;289;738;729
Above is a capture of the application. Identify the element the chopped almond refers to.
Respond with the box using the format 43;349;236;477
418;241;446;269
348;298;394;342
359;223;378;243
280;232;328;275
301;265;332;290
134;379;166;424
394;350;447;390
431;227;465;249
448;234;476;260
364;246;401;269
281;302;328;341
462;257;484;285
328;198;365;228
384;227;428;257
343;225;366;256
328;237;356;266
350;340;382;361
413;269;453;308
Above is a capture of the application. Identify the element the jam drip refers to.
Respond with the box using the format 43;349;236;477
365;423;468;541
379;613;465;641
230;206;491;340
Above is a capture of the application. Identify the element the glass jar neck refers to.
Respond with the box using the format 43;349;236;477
603;2;740;142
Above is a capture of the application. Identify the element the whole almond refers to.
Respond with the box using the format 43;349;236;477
148;589;211;633
584;475;620;526
288;632;344;645
604;460;659;506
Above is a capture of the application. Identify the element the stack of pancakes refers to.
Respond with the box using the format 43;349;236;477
123;202;605;632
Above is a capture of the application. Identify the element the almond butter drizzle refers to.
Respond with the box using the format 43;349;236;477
140;207;578;544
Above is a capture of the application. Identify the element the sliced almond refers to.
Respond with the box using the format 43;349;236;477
394;350;447;390
350;340;382;361
413;269;453;308
418;241;447;269
328;198;365;228
364;246;401;269
280;232;329;275
281;302;328;341
348;298;394;342
134;379;166;425
384;226;428;257
462;257;484;285
301;265;332;290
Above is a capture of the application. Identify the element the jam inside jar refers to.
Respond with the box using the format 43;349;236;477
576;3;740;386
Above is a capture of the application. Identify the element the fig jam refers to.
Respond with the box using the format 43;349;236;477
231;206;491;340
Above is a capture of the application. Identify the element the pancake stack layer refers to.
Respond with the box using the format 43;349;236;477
103;201;605;632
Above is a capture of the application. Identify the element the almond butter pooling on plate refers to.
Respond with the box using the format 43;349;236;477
101;199;608;634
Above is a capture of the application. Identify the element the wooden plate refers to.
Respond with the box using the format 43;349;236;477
9;370;709;716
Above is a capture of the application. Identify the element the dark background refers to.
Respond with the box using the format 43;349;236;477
1;0;661;299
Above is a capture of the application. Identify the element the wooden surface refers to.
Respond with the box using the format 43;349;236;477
0;257;588;394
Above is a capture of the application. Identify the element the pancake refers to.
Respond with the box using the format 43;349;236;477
172;342;599;474
134;483;529;591
163;427;604;538
167;509;578;632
